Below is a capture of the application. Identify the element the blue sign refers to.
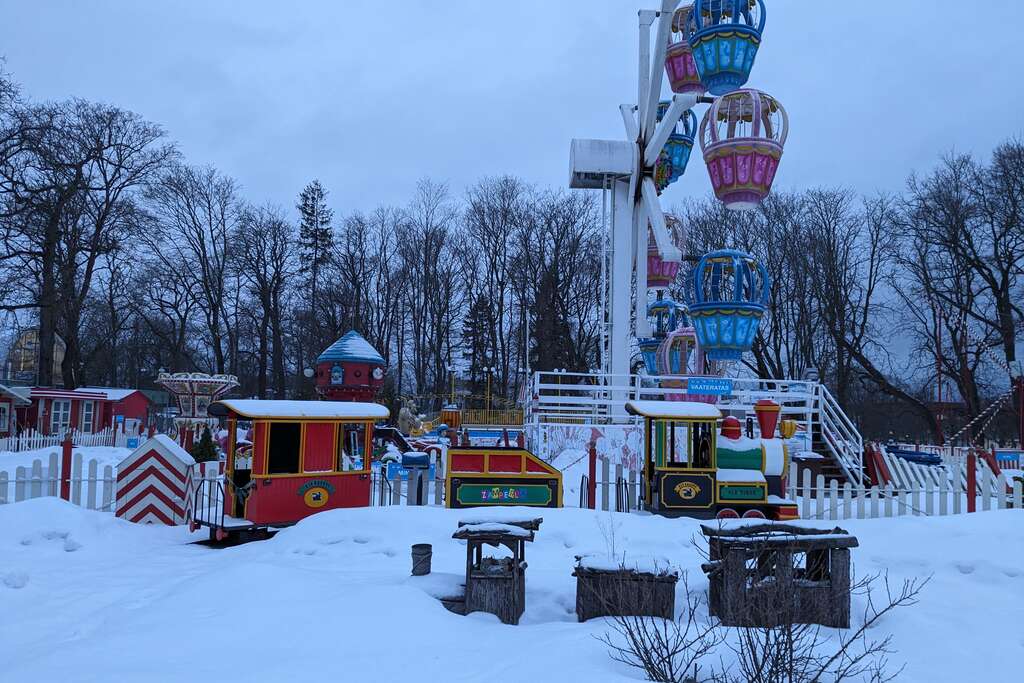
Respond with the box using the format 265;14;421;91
386;461;436;481
995;450;1022;464
686;378;734;395
126;437;140;449
115;414;125;424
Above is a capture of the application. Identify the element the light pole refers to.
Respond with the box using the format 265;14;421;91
447;364;456;407
484;366;495;413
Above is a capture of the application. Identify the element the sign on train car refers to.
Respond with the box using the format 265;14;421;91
445;446;562;509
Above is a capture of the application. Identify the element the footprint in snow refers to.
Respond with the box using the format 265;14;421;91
63;538;82;552
3;572;29;589
955;563;975;575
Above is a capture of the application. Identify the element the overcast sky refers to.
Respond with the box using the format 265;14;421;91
2;0;1022;216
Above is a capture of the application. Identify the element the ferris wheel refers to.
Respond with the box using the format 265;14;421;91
569;0;789;379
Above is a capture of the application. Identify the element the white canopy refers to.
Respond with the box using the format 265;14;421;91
209;399;389;420
624;400;722;420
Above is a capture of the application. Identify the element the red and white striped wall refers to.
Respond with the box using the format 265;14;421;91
115;434;195;525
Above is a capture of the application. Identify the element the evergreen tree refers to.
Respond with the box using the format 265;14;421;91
190;426;218;463
461;295;492;404
296;179;335;320
530;266;574;372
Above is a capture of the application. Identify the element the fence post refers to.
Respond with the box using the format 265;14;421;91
86;459;98;510
980;466;992;512
0;471;7;504
627;468;637;511
600;457;611;512
814;474;825;519
102;465;114;512
15;465;27;501
47;452;59;497
30;459;43;499
800;468;811;519
391;473;402;505
59;434;73;501
996;474;1007;510
587;441;597;511
71;453;83;506
966;450;976;513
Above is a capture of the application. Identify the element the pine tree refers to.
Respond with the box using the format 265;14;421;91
296;180;335;318
461;295;492;404
530;266;574;372
190;426;218;463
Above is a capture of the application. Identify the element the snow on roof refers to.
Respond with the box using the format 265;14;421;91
317;330;385;365
625;400;722;419
27;386;145;402
209;399;390;420
0;384;30;405
576;553;680;576
148;433;196;466
454;522;533;538
81;387;143;401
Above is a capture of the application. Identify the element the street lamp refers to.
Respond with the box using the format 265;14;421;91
446;364;457;407
484;366;495;412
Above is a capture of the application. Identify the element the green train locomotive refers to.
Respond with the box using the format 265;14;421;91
626;399;798;520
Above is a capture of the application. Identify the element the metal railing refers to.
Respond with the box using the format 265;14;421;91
191;477;226;529
461;409;524;426
815;384;864;486
526;371;817;428
524;370;865;486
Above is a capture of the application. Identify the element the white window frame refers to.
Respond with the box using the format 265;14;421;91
51;399;71;434
0;403;9;434
80;401;94;434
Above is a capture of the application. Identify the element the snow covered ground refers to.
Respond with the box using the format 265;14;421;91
1;499;1021;682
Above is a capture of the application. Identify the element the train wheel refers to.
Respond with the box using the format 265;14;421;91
716;508;739;519
742;509;766;519
214;528;228;543
189;520;199;533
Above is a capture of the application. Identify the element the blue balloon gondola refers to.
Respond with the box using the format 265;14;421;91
654;102;697;192
688;0;766;96
687;249;769;361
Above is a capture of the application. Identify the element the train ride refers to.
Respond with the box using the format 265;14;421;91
626;398;798;520
187;399;389;540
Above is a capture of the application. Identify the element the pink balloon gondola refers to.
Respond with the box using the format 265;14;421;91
699;88;788;211
664;5;705;96
655;326;719;405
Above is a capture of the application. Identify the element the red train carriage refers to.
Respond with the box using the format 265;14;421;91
188;399;388;540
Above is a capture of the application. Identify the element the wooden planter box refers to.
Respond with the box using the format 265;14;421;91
465;557;527;625
573;565;678;622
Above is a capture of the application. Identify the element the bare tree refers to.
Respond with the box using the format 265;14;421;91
145;163;240;373
235;204;296;398
597;574;722;683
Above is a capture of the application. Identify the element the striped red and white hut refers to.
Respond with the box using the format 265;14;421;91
115;434;195;525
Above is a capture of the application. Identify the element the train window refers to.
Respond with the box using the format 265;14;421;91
670;421;690;466
267;422;301;474
336;423;367;472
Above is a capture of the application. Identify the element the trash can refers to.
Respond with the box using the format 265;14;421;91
411;543;432;576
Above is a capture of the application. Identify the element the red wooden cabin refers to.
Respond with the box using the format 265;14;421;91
194;399;389;539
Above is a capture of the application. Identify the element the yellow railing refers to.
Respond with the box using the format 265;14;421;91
461;409;524;426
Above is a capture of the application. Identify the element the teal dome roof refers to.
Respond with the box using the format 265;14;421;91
318;330;385;365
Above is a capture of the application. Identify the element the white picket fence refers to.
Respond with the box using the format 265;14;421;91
788;462;1023;521
0;451;116;511
0;427;134;453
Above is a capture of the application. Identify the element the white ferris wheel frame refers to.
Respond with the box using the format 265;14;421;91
569;0;707;379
